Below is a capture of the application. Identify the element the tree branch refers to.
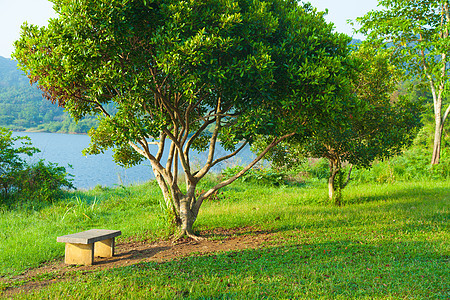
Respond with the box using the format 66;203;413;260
342;164;353;189
162;128;194;181
195;141;248;181
166;140;176;173
443;103;450;125
128;140;173;184
192;132;295;215
194;97;222;178
155;132;167;162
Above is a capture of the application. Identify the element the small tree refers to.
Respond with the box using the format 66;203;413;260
356;0;450;165
14;0;352;237
254;46;422;205
0;127;74;204
0;127;38;197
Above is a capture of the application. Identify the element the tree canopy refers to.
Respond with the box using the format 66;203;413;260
253;45;422;205
14;0;352;237
357;0;450;165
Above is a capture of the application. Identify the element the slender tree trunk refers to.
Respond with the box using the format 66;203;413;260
328;172;336;201
153;167;181;226
328;160;338;203
433;1;450;164
431;116;443;165
328;159;343;206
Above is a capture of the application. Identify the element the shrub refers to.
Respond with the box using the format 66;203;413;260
221;166;286;186
352;147;450;183
14;160;74;203
0;127;38;199
0;127;74;206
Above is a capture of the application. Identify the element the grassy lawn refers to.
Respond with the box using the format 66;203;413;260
0;179;449;299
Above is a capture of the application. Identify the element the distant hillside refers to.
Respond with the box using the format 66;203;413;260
0;56;96;133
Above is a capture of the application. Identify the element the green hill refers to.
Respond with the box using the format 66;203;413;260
0;56;96;133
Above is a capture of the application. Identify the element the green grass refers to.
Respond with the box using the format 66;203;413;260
0;182;172;276
0;179;449;299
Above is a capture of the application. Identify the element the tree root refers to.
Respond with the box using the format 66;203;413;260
171;230;206;243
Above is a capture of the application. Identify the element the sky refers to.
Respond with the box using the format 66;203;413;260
0;0;381;59
308;0;380;38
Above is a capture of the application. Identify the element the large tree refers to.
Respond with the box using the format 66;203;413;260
14;0;351;238
356;0;450;165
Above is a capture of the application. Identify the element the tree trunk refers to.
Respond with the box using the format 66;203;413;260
328;169;337;202
328;159;343;206
431;117;443;165
153;168;180;226
432;2;450;164
177;196;199;239
328;160;340;205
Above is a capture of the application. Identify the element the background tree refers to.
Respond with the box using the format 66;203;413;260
0;127;38;196
0;127;73;205
254;46;422;205
14;0;351;238
356;0;450;165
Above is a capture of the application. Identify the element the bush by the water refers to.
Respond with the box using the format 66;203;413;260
12;160;74;204
0;127;73;207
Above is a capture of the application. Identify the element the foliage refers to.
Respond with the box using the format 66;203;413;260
0;127;74;206
221;165;285;186
413;104;450;150
0;127;39;197
356;0;450;164
13;160;74;203
353;147;450;183
251;135;308;172
253;45;422;205
13;0;352;237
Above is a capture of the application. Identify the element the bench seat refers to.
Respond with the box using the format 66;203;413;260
57;229;121;265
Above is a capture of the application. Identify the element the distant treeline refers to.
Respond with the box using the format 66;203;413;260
0;56;97;133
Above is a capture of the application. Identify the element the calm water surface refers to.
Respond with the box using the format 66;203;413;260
12;132;255;189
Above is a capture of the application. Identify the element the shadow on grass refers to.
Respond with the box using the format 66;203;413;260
343;184;450;205
94;245;172;267
54;239;449;299
206;184;449;238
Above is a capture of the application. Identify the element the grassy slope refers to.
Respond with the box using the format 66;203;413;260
1;179;449;299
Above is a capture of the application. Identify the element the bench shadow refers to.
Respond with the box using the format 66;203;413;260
93;245;171;266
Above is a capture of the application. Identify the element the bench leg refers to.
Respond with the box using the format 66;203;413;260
94;238;115;258
65;243;94;265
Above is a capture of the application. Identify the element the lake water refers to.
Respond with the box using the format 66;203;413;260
12;132;256;189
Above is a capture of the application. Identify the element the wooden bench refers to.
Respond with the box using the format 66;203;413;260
57;229;121;265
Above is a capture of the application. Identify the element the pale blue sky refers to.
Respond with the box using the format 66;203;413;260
0;0;380;58
308;0;380;38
